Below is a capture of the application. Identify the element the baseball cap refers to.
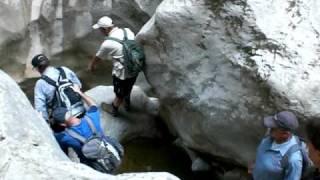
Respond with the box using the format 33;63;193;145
263;111;299;131
31;54;49;68
52;107;72;124
92;16;114;29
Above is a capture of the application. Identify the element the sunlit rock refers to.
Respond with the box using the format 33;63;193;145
0;70;179;179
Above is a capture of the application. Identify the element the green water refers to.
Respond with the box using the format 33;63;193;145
118;138;217;180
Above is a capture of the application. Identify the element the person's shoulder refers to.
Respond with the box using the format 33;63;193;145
288;151;303;164
35;78;48;89
260;136;272;144
123;28;135;38
87;105;99;113
60;66;75;73
54;131;69;141
124;27;134;33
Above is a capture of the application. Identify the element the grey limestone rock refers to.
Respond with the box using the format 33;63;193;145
137;0;320;165
0;70;179;179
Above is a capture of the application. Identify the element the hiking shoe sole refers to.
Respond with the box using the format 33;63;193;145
101;102;118;117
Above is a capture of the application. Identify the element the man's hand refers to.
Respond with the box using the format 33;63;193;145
88;56;101;72
87;61;97;72
71;85;82;95
248;161;255;175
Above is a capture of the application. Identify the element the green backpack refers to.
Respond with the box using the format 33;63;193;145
106;28;145;76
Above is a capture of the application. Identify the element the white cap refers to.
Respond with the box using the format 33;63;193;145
92;16;114;29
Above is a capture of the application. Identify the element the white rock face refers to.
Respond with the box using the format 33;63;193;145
85;85;160;141
137;0;320;165
0;0;161;82
0;70;179;179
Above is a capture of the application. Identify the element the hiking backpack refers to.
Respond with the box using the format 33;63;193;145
281;136;313;179
106;28;145;76
66;116;124;173
41;67;84;117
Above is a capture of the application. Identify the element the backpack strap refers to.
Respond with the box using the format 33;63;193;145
105;28;128;43
56;67;67;79
105;36;123;44
281;144;301;169
83;116;98;136
66;129;87;144
66;116;98;143
280;136;304;176
122;28;128;40
41;75;58;88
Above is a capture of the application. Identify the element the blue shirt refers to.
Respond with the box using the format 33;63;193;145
253;136;303;180
34;66;82;120
54;106;103;162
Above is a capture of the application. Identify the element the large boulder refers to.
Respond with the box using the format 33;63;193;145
0;69;179;179
85;85;160;141
0;0;162;86
137;0;320;166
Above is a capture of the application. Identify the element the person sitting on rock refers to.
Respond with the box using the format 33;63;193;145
306;119;320;179
88;16;138;117
53;86;123;173
252;111;303;180
32;54;85;131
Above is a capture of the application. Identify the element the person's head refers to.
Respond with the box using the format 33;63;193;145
92;16;114;36
306;119;320;168
264;111;299;143
52;107;78;127
31;54;50;74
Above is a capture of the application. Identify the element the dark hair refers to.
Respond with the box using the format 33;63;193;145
31;54;49;73
306;119;320;150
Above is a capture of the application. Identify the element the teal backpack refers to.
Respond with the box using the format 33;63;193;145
106;28;145;76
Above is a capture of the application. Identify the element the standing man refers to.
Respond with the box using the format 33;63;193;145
252;111;303;180
88;16;138;117
32;54;84;130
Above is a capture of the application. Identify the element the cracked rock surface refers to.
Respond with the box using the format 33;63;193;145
137;0;320;165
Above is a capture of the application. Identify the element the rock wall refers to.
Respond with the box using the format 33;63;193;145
0;0;161;85
137;0;320;166
0;70;179;179
2;0;320;172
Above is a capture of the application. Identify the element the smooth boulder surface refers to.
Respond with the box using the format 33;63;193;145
85;85;160;142
0;69;179;179
137;0;320;165
0;0;161;84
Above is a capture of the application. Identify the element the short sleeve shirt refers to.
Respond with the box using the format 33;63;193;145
96;27;135;80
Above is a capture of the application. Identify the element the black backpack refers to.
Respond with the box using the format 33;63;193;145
106;28;145;76
66;116;124;173
41;67;84;117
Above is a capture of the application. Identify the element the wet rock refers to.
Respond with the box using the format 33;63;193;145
137;0;320;166
0;70;179;179
85;85;160;141
174;138;211;172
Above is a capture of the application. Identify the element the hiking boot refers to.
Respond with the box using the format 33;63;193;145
101;103;118;117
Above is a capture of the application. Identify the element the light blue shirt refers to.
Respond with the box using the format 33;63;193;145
253;135;303;180
34;66;81;120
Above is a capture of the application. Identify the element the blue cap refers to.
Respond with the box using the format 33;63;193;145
264;111;299;131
